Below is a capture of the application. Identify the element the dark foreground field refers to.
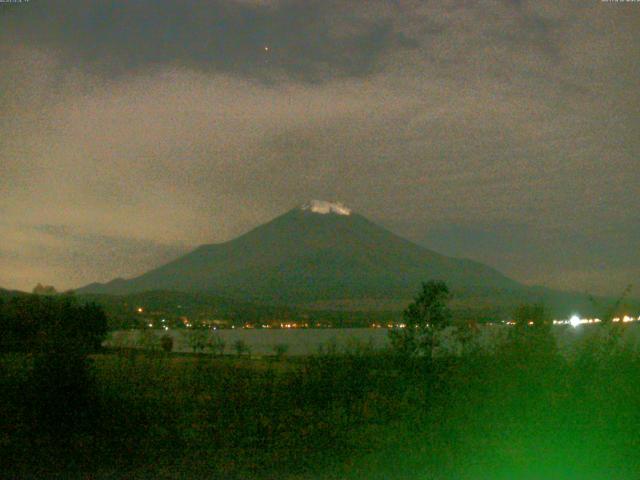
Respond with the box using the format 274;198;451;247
2;328;640;480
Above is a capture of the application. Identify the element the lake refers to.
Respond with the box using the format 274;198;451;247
105;323;640;356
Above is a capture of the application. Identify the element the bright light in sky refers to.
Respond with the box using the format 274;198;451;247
570;315;581;328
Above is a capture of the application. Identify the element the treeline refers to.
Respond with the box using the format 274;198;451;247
0;294;110;474
0;294;107;353
77;290;403;330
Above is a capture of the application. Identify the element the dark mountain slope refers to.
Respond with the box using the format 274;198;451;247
79;202;519;304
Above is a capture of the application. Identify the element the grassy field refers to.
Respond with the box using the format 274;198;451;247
3;325;640;479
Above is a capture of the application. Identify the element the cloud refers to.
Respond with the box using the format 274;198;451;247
1;0;410;80
0;222;188;289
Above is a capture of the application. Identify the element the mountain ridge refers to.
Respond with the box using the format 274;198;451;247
77;202;520;304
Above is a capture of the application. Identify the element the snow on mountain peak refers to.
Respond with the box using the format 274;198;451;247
301;200;352;216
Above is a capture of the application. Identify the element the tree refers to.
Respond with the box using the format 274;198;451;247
187;328;208;354
0;295;107;354
589;284;633;351
273;343;289;361
233;339;251;357
160;334;174;353
512;303;550;331
32;283;57;295
579;285;635;363
0;294;109;436
389;280;452;357
206;334;226;357
138;327;159;352
509;303;556;359
81;302;109;352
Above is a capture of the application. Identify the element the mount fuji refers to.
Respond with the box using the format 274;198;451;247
78;201;522;308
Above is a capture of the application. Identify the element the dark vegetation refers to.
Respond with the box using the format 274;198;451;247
0;294;107;354
1;286;640;479
77;289;401;330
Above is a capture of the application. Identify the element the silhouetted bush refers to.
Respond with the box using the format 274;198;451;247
206;334;226;356
0;294;107;354
0;293;108;470
233;339;251;357
185;328;208;353
273;343;289;360
160;334;174;353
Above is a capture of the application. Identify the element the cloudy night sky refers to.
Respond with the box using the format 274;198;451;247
0;0;638;296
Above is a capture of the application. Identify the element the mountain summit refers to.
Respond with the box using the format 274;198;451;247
300;200;352;216
78;203;520;305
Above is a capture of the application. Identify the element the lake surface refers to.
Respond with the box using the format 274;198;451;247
107;328;390;356
106;323;640;356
